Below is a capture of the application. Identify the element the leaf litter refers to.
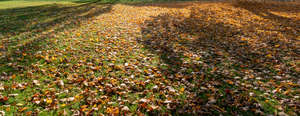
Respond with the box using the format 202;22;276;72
0;1;299;115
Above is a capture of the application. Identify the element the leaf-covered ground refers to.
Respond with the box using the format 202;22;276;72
0;1;299;115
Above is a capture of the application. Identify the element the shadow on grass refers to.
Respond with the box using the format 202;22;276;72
138;2;299;114
123;0;195;8
0;1;112;77
73;0;198;7
0;1;110;36
73;0;119;3
232;1;300;36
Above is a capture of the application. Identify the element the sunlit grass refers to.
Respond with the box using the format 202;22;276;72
0;1;77;9
0;0;299;115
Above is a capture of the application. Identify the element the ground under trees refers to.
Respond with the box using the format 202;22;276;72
0;0;299;115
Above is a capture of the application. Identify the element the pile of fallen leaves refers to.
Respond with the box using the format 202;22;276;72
140;1;300;115
0;1;299;115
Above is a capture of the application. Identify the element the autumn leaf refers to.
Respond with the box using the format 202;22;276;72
0;96;8;102
0;1;298;115
18;107;28;112
46;99;53;104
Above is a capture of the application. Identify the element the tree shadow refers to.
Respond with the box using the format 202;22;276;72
233;1;300;13
0;1;110;37
232;1;300;36
74;0;198;8
138;3;299;114
123;0;196;8
73;0;120;4
0;1;112;77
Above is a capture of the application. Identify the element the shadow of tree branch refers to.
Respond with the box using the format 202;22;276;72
138;2;299;114
0;2;112;77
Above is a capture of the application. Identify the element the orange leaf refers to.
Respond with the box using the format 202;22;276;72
180;88;185;92
18;107;28;112
0;96;8;102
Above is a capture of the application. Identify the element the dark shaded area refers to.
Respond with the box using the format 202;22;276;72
73;0;119;3
0;1;112;77
73;0;198;7
139;12;255;115
231;1;300;73
232;1;300;34
0;1;110;36
123;0;196;8
138;2;299;114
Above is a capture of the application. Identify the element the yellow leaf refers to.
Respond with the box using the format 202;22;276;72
45;55;49;61
111;79;117;84
75;95;82;100
266;54;272;58
46;99;52;104
51;56;56;61
265;100;269;103
146;34;152;38
61;104;66;107
16;103;24;106
93;104;97;108
106;107;113;114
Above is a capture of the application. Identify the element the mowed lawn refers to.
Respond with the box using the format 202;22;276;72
0;0;299;115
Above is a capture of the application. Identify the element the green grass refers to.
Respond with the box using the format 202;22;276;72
0;1;110;114
0;0;299;115
0;0;195;9
0;1;76;9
